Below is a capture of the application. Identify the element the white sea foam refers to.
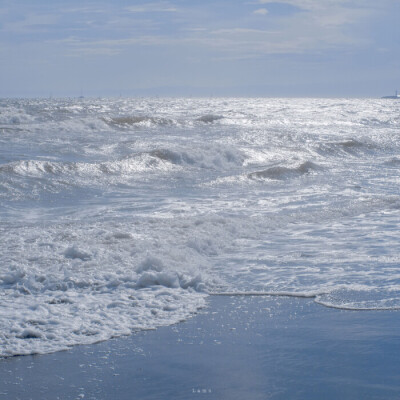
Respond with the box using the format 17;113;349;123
1;97;400;356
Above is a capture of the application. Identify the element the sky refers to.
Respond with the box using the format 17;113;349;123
0;0;399;97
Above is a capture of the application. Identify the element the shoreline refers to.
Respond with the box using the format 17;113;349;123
2;295;400;399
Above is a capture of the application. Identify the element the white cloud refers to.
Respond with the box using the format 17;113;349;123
126;2;178;13
60;7;107;14
182;27;208;32
253;8;269;15
4;0;378;62
68;46;121;57
2;13;59;34
211;28;276;35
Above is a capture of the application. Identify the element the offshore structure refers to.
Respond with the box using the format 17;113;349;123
382;90;400;99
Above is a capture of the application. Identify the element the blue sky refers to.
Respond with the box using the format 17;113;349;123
1;0;399;97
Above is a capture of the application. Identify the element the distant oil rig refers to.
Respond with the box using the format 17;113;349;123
382;90;400;99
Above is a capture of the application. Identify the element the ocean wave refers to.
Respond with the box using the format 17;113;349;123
0;212;242;356
0;156;175;200
149;149;196;165
360;117;400;127
0;159;79;176
0;144;244;180
336;139;367;149
0;145;245;201
0;110;36;126
315;138;376;157
3;97;400;358
148;145;243;169
0;126;25;133
196;114;224;123
103;115;178;128
315;289;400;310
384;157;400;166
0;154;175;179
210;288;400;311
247;161;320;180
0;217;213;356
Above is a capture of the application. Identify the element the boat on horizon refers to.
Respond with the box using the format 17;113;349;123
382;90;400;99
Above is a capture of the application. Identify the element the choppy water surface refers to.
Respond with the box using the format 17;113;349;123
1;97;400;356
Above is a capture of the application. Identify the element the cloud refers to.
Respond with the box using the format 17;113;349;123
126;2;178;13
1;13;59;34
211;28;276;35
253;8;269;15
254;0;373;23
68;46;121;57
1;0;379;63
48;35;182;58
59;7;107;14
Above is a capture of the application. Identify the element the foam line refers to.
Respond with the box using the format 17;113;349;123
209;291;318;299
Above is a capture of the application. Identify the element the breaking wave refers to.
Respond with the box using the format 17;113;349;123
315;289;400;310
315;138;376;157
2;97;400;357
196;114;224;123
0;218;211;357
0;145;244;179
0;156;173;180
384;157;400;166
247;161;320;180
103;115;178;128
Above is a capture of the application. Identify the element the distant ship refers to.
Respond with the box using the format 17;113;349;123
382;90;400;99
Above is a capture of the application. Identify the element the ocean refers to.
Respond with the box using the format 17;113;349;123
1;97;400;357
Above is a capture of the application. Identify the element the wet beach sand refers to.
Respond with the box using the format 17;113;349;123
1;295;400;400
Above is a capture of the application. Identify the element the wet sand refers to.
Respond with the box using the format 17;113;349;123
1;295;400;400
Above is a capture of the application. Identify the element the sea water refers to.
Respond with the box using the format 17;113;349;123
1;97;400;356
